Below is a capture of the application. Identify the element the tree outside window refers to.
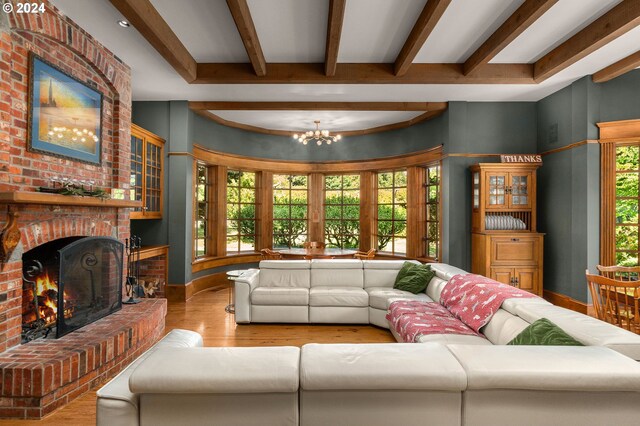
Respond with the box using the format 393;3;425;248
377;170;407;254
273;174;308;248
226;170;256;253
324;175;360;248
615;145;640;266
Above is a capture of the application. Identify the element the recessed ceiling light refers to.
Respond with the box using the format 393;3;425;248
118;20;130;28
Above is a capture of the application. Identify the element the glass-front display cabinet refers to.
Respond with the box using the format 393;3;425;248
130;124;165;219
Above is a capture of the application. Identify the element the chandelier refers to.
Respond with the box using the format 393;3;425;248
293;120;342;146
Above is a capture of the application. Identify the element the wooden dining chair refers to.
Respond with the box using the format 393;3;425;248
261;248;283;260
586;269;640;334
596;265;640;281
303;241;326;249
353;248;376;260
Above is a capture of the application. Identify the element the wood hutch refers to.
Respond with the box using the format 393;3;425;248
470;163;544;296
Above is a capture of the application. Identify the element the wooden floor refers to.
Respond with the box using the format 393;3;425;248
0;286;394;425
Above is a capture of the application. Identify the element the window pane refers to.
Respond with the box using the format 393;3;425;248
273;174;308;248
616;173;639;197
378;172;393;188
323;174;361;249
240;188;255;203
616;146;639;170
616;199;639;224
616;226;638;251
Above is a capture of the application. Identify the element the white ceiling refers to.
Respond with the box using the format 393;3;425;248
50;0;640;132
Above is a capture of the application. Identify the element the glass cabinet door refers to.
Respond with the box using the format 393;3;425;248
473;172;480;209
485;173;508;209
509;172;532;208
130;135;143;212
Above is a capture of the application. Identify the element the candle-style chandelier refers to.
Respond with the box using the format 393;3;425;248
293;120;342;146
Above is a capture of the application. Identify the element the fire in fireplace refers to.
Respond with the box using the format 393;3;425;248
21;236;124;343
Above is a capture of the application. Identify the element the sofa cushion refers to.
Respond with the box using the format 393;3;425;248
311;268;364;288
393;262;435;294
481;309;530;345
513;302;640;360
251;287;309;306
300;343;466;391
310;259;362;269
260;260;310;269
508;318;583;346
309;287;369;307
129;346;300;394
416;334;492;345
363;260;421;288
447;345;640;391
428;263;467;281
425;276;448;303
260;269;311;288
366;287;432;310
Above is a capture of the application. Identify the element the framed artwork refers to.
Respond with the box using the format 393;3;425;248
27;53;103;165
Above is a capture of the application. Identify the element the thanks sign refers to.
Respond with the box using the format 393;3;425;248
500;154;542;164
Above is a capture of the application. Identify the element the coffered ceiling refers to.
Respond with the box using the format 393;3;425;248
51;0;640;133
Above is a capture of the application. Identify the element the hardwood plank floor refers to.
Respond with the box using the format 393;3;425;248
0;287;394;425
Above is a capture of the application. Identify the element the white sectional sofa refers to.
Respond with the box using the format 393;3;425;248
96;260;640;425
235;259;640;359
97;331;640;426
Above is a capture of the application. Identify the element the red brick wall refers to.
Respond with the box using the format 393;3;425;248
0;1;132;352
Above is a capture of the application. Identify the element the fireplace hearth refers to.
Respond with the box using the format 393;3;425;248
21;236;124;343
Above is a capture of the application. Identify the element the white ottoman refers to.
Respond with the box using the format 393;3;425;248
300;343;466;426
128;346;300;426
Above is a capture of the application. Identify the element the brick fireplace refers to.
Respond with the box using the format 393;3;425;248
0;2;166;419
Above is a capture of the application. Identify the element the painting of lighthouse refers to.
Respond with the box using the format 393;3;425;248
28;54;103;164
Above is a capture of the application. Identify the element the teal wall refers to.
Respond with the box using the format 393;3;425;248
536;70;640;303
132;101;537;285
130;69;640;300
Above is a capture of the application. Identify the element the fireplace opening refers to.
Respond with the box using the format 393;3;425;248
21;236;124;343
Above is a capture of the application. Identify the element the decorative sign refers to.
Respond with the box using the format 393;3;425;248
500;154;542;164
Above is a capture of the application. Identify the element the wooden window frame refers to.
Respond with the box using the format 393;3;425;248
194;163;210;259
598;119;640;266
324;174;361;249
423;161;442;261
190;145;442;271
226;169;257;254
376;169;408;256
130;124;165;219
272;174;309;249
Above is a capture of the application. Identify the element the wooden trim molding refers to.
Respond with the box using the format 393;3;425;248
593;49;640;83
194;63;534;84
539;139;598;156
534;1;640;82
191;106;447;138
108;0;197;82
394;0;452;76
464;0;558;75
167;272;228;302
192;145;443;174
598;118;640;266
543;290;589;315
188;101;448;111
226;0;267;76
192;253;261;273
598;119;640;140
325;0;346;77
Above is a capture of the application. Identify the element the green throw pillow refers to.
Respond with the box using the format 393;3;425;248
393;262;435;294
508;318;583;346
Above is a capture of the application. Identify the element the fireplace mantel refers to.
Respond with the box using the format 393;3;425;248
0;191;141;208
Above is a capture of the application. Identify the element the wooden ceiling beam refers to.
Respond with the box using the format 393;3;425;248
534;0;640;82
108;0;197;82
593;49;640;83
394;0;452;77
195;62;533;84
188;102;448;111
464;0;558;75
226;0;267;76
325;0;347;77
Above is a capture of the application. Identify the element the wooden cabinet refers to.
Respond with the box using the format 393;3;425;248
471;163;543;296
130;124;165;219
